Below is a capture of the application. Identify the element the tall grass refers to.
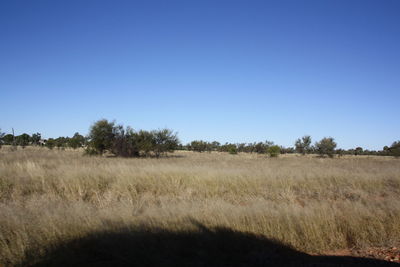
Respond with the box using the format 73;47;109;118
1;147;399;265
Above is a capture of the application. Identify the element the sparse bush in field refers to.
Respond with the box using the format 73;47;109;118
295;135;312;155
152;129;179;157
87;119;115;155
69;132;86;149
388;141;400;158
31;132;41;145
210;141;221;151
2;134;14;145
354;147;363;156
268;145;280;157
336;149;345;157
254;142;266;154
55;137;68;149
111;125;139;157
189;140;208;152
135;130;155;156
46;138;56;150
315;137;337;158
227;145;238;154
16;133;30;148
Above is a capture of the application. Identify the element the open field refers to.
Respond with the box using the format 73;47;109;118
1;147;400;266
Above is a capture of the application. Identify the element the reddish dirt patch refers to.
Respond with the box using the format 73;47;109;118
320;247;400;263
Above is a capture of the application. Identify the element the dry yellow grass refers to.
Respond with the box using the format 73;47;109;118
1;146;400;265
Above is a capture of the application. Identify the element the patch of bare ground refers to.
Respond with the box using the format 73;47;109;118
320;247;400;264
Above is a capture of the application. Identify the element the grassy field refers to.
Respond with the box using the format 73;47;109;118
1;147;400;266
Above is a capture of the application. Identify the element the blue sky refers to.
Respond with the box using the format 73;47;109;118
1;0;399;150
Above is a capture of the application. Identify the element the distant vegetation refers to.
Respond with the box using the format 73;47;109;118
0;122;399;158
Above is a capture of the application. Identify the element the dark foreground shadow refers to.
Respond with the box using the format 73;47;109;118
22;223;398;267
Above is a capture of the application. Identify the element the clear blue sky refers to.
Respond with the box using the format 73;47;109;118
1;0;399;150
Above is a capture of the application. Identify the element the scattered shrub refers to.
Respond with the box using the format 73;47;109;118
268;145;280;157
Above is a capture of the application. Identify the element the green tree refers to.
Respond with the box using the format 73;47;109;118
152;129;179;157
268;145;281;157
55;137;68;149
254;142;266;154
112;126;139;157
189;140;208;152
295;135;312;155
354;147;363;156
46;138;56;150
315;137;337;158
31;133;41;145
2;134;14;145
135;130;155;156
388;141;400;158
87;119;115;155
69;132;85;149
16;133;30;148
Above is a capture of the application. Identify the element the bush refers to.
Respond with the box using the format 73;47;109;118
46;138;56;150
295;135;312;155
87;119;115;155
315;137;337;158
228;145;238;155
189;141;208;152
152;129;179;157
268;145;280;157
388;141;400;158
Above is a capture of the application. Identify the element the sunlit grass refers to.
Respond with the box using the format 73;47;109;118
0;146;399;265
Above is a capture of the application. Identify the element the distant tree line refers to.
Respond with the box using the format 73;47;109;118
183;135;399;158
0;125;399;158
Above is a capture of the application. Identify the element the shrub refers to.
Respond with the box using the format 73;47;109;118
69;132;85;149
87;119;115;155
189;141;208;152
228;145;238;155
152;129;179;157
46;138;56;150
295;135;312;155
389;141;400;158
315;137;337;158
268;145;280;157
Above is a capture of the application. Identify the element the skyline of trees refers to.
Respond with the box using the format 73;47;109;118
0;123;399;158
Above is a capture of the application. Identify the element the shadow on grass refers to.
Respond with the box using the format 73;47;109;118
22;222;398;267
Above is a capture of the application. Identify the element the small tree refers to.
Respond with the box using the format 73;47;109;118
112;126;139;157
16;133;31;148
354;147;363;156
152;129;179;157
189;140;208;152
135;130;155;156
388;141;400;158
87;119;115;155
227;144;237;154
31;133;41;145
254;142;266;154
315;137;337;158
2;134;13;145
69;132;85;149
268;145;280;157
46;138;56;150
295;135;312;155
